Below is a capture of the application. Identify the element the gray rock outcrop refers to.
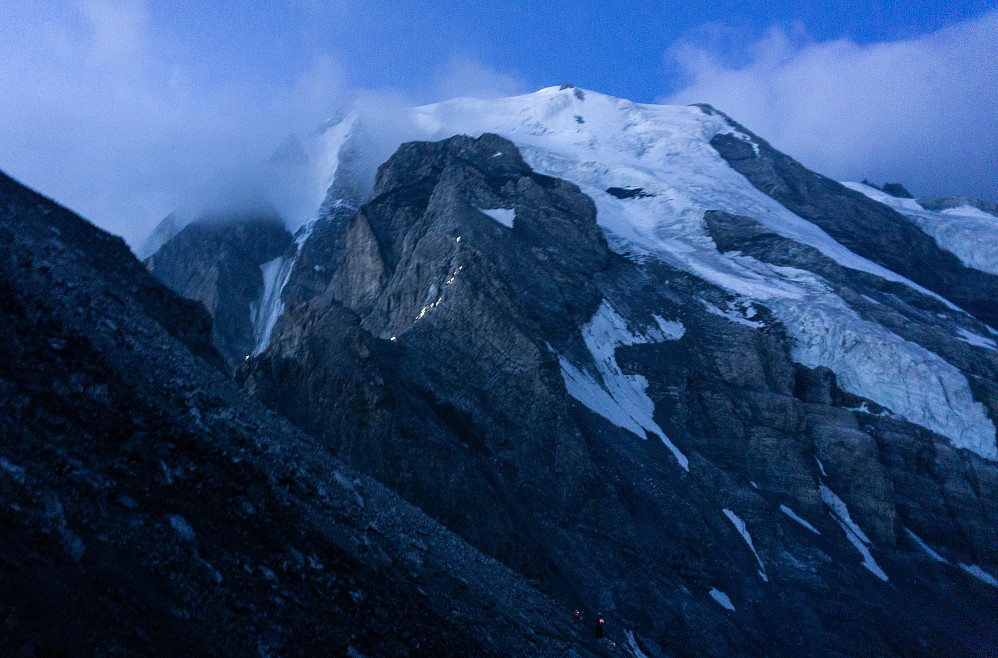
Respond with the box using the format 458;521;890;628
145;213;292;369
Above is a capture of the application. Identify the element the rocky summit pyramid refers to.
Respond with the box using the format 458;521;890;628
9;85;998;656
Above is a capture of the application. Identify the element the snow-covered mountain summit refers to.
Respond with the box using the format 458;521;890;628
263;85;997;460
145;86;998;656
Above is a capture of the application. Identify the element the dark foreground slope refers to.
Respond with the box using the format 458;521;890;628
0;171;607;657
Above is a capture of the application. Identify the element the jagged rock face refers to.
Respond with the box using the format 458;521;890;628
349;133;608;326
702;209;998;559
145;215;292;368
242;134;613;579
706;110;998;328
0;170;604;658
234;133;998;656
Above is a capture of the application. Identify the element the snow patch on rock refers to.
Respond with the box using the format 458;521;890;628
251;255;292;356
722;509;768;580
250;218;322;356
709;587;736;611
478;207;515;228
780;504;820;534
558;300;689;470
650;314;686;340
820;485;888;581
701;299;763;328
959;563;998;586
956;328;997;351
625;630;650;658
904;528;947;563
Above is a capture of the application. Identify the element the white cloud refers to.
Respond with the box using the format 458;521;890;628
663;11;998;200
76;0;148;63
431;56;528;102
0;1;347;248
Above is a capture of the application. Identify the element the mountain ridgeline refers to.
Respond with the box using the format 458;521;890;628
6;86;998;656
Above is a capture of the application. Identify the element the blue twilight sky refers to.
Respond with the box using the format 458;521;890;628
1;0;995;245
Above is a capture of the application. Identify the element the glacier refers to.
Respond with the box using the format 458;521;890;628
844;182;998;276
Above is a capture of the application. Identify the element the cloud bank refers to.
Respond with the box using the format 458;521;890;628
0;2;530;249
663;11;998;201
430;56;529;103
0;0;347;248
